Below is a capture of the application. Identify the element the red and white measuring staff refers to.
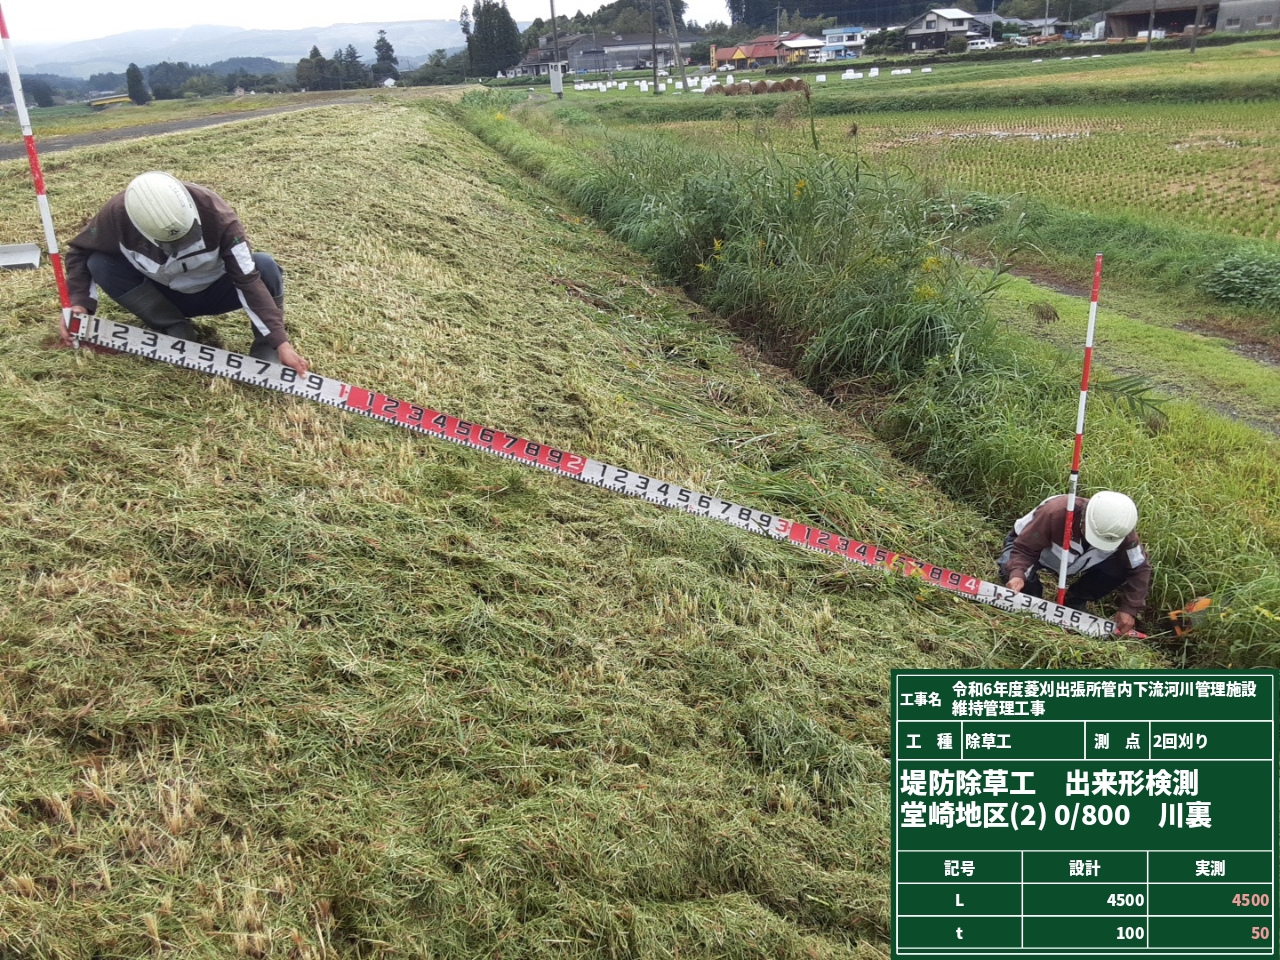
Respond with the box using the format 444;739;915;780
65;313;1120;638
0;4;73;338
1055;253;1104;605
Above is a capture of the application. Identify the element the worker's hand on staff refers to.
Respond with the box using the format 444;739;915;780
1006;576;1026;594
1112;612;1136;635
279;341;309;377
62;306;87;347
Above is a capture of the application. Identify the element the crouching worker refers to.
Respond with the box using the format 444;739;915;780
998;491;1150;635
62;172;307;375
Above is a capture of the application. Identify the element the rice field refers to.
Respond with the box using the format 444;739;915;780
840;103;1280;242
646;100;1280;242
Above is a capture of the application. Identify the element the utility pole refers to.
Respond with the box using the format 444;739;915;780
549;0;563;97
651;0;659;93
1189;0;1205;50
1043;0;1053;36
1145;0;1157;48
663;0;688;91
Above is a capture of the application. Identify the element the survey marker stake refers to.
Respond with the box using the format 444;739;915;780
67;313;1122;639
0;3;74;338
1056;254;1104;606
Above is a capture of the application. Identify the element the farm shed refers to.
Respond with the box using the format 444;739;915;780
1104;0;1219;36
714;33;815;67
1217;0;1279;30
903;8;978;50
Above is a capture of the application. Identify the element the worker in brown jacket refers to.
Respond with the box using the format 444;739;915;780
997;491;1151;635
63;172;307;375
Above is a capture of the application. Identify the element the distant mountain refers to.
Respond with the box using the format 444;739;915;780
11;21;473;78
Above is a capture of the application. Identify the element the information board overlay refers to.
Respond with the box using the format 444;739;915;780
892;671;1278;957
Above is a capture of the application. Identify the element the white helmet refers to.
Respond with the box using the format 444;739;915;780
124;172;198;244
1084;491;1138;552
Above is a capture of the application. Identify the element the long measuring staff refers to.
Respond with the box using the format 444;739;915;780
68;314;1118;639
1055;254;1104;605
0;3;73;335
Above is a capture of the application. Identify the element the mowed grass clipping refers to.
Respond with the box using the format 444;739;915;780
0;96;1153;957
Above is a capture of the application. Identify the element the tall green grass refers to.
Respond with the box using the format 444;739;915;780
884;338;1280;664
458;93;1280;661
466;96;995;384
963;201;1280;327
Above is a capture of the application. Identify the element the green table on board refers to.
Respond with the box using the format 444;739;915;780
892;671;1278;957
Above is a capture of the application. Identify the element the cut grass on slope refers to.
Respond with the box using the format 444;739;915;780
0;95;1154;958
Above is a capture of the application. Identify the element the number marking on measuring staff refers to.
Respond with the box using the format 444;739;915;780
67;315;1117;638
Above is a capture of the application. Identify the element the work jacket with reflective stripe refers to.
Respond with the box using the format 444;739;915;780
1007;494;1152;617
65;183;287;348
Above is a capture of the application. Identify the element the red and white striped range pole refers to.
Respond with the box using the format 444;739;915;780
1;3;73;340
1055;253;1104;605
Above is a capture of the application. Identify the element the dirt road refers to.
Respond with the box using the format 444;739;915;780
0;98;368;161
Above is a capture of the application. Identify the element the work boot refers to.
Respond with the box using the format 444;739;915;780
114;281;198;341
249;341;280;365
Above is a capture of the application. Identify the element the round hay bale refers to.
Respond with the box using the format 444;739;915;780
736;82;752;95
704;83;725;95
795;79;811;97
781;77;796;91
751;80;767;94
765;80;783;94
723;82;739;96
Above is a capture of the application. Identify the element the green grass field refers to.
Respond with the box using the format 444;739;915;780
1;88;372;139
0;93;1164;958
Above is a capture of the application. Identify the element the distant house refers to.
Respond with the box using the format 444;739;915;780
1104;0;1219;36
903;8;978;50
513;33;587;76
820;25;867;60
1217;0;1279;30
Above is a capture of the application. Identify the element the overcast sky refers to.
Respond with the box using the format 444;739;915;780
3;0;732;46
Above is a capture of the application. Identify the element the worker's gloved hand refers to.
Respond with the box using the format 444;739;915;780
1112;612;1136;635
278;341;309;377
1006;577;1026;594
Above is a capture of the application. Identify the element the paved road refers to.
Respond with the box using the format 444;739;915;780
0;99;368;161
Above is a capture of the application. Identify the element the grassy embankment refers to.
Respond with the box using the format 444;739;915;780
0;88;373;139
457;90;1280;661
0;94;1155;957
